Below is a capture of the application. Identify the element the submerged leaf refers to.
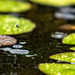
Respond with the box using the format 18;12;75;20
0;1;31;12
50;52;75;63
39;63;75;75
30;0;71;6
62;33;75;45
0;35;17;46
0;15;35;35
59;24;75;30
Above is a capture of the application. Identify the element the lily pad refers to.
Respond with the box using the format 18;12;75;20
50;52;75;63
0;35;17;46
62;33;75;45
30;0;71;6
0;1;31;12
70;47;75;51
39;63;75;75
0;15;35;35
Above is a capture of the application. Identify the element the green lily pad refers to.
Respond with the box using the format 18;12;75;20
50;52;75;63
0;15;35;35
62;33;75;45
70;47;75;51
30;0;71;6
39;63;75;75
0;1;31;12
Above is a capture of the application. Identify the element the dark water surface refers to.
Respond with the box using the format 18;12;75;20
0;2;75;75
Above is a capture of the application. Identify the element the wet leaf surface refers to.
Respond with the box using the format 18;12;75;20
50;52;75;63
0;15;35;35
70;47;75;51
0;35;17;46
39;63;75;75
62;33;75;45
0;1;31;12
30;0;71;6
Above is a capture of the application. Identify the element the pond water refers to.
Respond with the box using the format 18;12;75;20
0;1;75;75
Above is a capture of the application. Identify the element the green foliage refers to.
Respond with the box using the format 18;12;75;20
30;0;71;6
0;15;35;35
70;47;75;51
39;63;75;75
50;52;75;63
62;33;75;45
0;1;31;12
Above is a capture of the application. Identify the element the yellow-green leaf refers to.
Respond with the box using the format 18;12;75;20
0;15;35;35
50;52;75;63
39;63;75;75
62;33;75;45
0;1;31;12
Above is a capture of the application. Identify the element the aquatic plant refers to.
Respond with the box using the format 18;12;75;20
62;33;75;45
50;52;75;63
39;63;75;75
30;0;72;6
0;35;17;46
70;47;75;51
0;15;35;35
0;1;31;12
38;33;75;75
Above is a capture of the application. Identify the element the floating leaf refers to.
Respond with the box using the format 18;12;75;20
0;1;31;12
0;15;35;35
50;52;75;63
0;35;17;46
39;63;75;75
30;0;71;6
62;33;75;45
59;24;75;30
70;47;75;51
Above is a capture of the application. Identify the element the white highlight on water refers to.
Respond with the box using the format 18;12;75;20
0;47;29;54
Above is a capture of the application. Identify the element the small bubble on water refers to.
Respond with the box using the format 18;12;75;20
16;24;19;28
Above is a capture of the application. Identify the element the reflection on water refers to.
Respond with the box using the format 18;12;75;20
12;45;23;48
51;31;67;39
55;7;75;20
0;47;29;54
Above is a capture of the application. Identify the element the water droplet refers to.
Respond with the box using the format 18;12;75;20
16;24;19;28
